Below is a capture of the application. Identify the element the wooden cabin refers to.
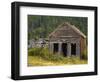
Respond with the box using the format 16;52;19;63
48;22;86;58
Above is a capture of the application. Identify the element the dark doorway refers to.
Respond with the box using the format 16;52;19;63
62;43;67;56
53;43;58;53
71;43;76;55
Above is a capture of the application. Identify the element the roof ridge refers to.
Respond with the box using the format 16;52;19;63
49;22;86;38
70;24;86;38
59;22;86;38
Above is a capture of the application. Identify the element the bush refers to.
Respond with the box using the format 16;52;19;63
81;48;88;60
40;47;51;57
46;53;64;61
28;47;64;61
28;47;42;56
28;47;52;57
28;47;88;64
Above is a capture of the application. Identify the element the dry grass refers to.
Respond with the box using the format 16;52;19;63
28;47;87;66
28;55;87;66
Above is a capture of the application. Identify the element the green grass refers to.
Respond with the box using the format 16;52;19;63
28;47;88;66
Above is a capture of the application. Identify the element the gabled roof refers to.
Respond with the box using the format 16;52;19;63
49;22;86;38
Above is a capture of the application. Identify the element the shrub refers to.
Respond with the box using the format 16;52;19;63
46;53;64;61
28;47;42;56
28;47;88;64
28;47;52;57
28;47;64;61
39;47;52;58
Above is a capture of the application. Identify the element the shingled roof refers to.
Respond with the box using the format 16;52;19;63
49;22;86;38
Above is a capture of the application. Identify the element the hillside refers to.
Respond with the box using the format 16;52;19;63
28;15;87;40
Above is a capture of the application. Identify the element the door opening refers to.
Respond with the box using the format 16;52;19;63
62;43;67;57
71;43;76;55
53;43;58;53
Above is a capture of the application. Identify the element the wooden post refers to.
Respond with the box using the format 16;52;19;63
76;42;80;58
49;42;53;53
67;42;71;57
58;42;62;54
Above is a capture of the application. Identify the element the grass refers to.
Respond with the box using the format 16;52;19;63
28;47;88;66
